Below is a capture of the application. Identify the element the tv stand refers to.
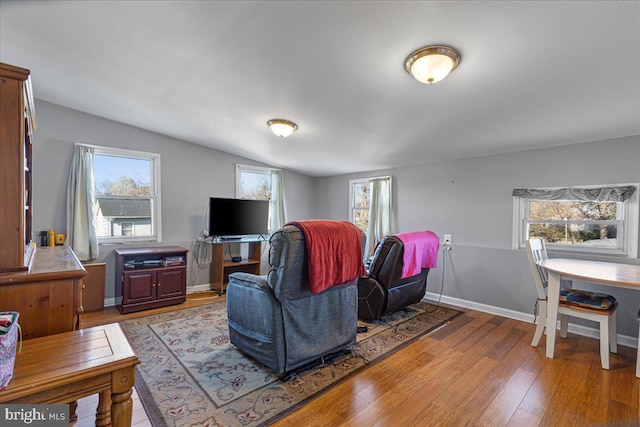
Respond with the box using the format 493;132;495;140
210;239;262;295
218;236;242;241
115;246;188;314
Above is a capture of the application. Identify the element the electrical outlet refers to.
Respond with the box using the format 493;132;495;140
444;234;452;244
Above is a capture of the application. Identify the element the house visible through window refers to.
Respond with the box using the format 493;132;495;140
94;147;161;242
513;184;638;257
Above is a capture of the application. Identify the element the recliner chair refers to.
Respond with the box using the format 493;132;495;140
226;224;360;376
357;235;430;321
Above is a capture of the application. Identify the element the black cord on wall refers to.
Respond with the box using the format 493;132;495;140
426;244;450;312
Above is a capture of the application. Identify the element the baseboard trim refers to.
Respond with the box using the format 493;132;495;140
187;284;214;294
424;292;638;349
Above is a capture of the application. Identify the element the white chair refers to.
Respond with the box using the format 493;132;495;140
526;237;617;369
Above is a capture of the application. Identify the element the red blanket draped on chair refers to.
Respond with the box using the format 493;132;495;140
286;220;366;294
396;231;440;278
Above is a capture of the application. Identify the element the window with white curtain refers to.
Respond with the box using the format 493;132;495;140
236;164;286;232
512;184;638;257
350;176;392;256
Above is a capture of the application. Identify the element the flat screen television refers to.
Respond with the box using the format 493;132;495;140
208;197;269;238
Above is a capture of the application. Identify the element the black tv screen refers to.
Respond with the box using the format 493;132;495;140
208;197;269;237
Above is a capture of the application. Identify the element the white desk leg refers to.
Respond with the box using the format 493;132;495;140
546;271;561;358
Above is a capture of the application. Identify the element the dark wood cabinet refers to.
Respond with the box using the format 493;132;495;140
157;268;187;299
123;270;156;306
115;246;188;314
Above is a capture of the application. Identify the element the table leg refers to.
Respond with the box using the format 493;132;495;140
96;389;111;427
111;366;136;427
546;271;561;358
68;401;78;422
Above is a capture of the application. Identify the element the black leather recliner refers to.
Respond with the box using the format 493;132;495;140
357;236;430;321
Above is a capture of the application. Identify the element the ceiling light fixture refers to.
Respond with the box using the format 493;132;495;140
267;119;298;138
405;45;460;84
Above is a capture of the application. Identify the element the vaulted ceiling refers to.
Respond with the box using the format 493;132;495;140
1;1;639;177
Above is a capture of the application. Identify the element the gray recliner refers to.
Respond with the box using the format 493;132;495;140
225;225;359;375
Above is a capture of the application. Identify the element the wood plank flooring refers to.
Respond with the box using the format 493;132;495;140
73;294;640;426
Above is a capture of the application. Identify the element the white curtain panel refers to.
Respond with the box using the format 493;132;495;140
366;177;391;256
270;169;288;232
66;144;98;261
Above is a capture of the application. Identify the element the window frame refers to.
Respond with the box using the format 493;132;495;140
120;221;134;237
349;175;392;235
93;145;162;244
235;164;277;200
513;183;639;257
349;178;371;234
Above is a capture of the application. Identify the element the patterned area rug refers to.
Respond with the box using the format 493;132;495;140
120;301;462;427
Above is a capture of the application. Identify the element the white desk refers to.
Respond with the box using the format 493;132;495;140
538;258;640;359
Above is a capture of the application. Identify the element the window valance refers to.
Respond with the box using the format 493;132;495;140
512;185;636;202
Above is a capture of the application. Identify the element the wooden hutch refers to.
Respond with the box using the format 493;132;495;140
0;62;86;340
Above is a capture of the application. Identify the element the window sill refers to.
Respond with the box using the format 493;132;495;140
520;244;632;260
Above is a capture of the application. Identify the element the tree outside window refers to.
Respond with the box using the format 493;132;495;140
237;169;271;201
350;180;371;233
528;200;619;246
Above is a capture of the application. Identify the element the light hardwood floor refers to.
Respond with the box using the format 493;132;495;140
74;293;640;426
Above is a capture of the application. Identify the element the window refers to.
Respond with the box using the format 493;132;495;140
513;184;638;257
236;165;272;201
350;176;392;256
236;164;286;231
120;222;134;236
349;179;371;233
93;146;161;243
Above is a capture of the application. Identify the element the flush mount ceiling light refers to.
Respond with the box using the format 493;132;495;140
267;119;298;138
405;45;460;84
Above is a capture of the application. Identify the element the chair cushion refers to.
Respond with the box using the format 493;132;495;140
559;289;616;310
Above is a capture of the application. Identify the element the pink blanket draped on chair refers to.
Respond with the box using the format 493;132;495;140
286;220;366;294
396;231;440;278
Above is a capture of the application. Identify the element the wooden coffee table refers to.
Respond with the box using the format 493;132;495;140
0;323;140;427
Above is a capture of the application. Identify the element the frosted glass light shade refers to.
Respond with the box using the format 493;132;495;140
267;119;298;137
405;46;460;84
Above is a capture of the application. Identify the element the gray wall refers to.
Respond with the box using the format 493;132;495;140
31;99;640;337
32;100;316;299
315;136;640;336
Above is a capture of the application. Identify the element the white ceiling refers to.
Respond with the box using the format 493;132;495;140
1;1;639;177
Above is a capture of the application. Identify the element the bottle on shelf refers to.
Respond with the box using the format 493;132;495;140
49;229;55;247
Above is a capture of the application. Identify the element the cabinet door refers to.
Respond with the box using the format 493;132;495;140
157;267;186;300
123;270;156;304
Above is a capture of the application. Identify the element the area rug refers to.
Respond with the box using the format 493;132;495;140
120;301;462;427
